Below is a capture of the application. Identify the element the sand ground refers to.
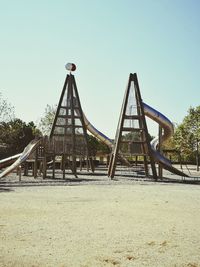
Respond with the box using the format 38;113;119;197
0;170;200;267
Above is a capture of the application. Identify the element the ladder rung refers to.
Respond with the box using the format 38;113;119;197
52;133;84;136
57;115;81;119
60;106;67;109
124;115;142;119
121;140;146;144
120;153;148;156
122;127;144;132
55;125;83;128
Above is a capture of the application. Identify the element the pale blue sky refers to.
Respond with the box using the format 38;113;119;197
0;0;200;138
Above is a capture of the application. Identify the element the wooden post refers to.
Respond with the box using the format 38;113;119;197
43;155;47;179
134;74;157;180
143;156;149;176
42;137;47;179
179;152;182;170
158;125;163;178
86;157;89;172
196;139;199;171
80;157;83;171
90;157;94;172
23;162;28;176
33;149;38;178
18;165;22;182
62;154;66;179
38;161;42;176
106;155;110;168
52;154;55;178
69;74;77;177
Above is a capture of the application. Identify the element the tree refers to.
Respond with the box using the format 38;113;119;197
88;134;110;157
88;135;99;156
173;106;200;170
0;119;41;159
0;92;15;122
184;107;200;170
38;104;56;136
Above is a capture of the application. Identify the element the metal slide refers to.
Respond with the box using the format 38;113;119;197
83;104;188;177
0;153;22;169
0;138;41;178
143;103;188;177
83;114;113;149
83;114;132;166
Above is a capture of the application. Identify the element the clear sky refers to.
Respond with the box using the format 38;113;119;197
0;0;200;138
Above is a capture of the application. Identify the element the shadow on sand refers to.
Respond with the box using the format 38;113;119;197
0;187;14;193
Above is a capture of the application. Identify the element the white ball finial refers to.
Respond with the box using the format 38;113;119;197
65;63;76;72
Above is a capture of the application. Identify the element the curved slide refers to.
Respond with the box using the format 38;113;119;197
0;138;41;178
83;114;113;149
143;103;188;177
83;104;188;177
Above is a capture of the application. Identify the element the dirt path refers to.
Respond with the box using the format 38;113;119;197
0;182;200;267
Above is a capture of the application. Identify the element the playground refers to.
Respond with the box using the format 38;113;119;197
0;64;197;181
0;65;200;267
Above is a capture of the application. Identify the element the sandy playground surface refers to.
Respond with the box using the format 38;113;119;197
0;170;200;267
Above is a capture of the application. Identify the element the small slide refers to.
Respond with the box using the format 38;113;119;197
83;104;188;177
0;153;22;169
0;138;41;178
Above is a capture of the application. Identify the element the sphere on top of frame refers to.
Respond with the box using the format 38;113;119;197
65;63;76;72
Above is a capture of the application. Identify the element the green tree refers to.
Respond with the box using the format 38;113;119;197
38;104;56;136
173;106;200;170
0;119;40;159
88;135;99;156
0;92;15;122
88;135;110;157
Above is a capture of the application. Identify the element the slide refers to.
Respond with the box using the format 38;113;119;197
83;104;188;177
83;113;131;167
143;103;188;177
0;153;22;169
0;138;42;178
83;114;113;149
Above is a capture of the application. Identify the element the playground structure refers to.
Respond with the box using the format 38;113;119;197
108;73;188;179
0;64;189;179
108;73;157;179
46;70;94;178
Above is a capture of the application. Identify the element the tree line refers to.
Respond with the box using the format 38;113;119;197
0;93;40;159
164;106;200;170
0;92;199;170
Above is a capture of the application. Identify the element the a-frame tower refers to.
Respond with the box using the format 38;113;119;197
49;66;93;178
108;73;157;180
